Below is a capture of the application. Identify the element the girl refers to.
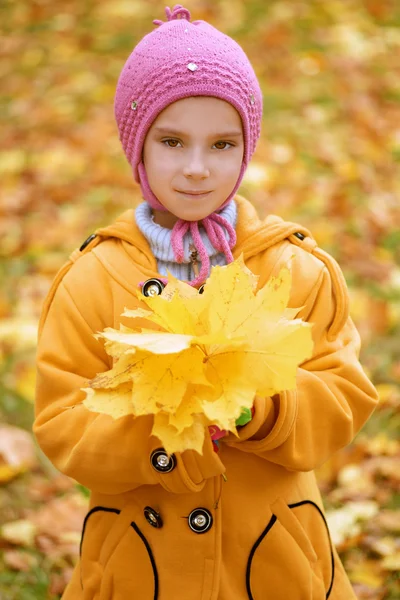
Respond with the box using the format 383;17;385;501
34;5;379;599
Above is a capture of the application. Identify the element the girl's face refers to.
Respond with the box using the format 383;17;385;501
142;96;244;228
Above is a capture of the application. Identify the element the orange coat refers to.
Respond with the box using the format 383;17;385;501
34;195;378;600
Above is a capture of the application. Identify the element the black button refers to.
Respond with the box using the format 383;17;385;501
142;278;165;297
198;284;205;294
293;232;305;241
188;508;213;534
79;233;97;252
144;506;163;529
150;448;176;473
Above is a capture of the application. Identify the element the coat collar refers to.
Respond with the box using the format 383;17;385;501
94;194;312;263
93;194;349;341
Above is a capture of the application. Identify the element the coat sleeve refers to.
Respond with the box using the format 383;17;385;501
224;265;379;471
33;270;225;496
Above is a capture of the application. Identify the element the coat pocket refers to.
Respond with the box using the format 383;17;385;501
79;504;158;600
246;498;334;600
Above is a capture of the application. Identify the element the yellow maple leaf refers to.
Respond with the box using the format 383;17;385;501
82;383;133;418
130;348;210;416
126;272;208;336
153;411;206;455
82;257;314;454
100;329;194;354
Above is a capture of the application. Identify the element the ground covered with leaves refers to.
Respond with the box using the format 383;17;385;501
0;0;399;598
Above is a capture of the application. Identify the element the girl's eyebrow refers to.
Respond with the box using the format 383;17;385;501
153;127;243;138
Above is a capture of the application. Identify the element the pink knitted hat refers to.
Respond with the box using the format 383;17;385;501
114;4;263;285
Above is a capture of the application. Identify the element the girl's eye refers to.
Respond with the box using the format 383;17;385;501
214;141;233;150
162;139;181;148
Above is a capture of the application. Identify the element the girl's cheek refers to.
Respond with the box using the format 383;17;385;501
163;156;185;174
215;158;242;176
158;157;178;173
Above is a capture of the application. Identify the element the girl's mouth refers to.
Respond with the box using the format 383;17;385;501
177;191;212;198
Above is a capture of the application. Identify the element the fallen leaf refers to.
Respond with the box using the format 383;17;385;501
0;424;38;483
374;510;400;533
381;552;400;571
49;567;75;595
1;520;37;546
3;549;38;571
349;562;384;588
325;501;379;546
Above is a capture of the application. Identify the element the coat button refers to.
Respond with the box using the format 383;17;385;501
142;278;165;297
144;506;163;528
79;233;97;252
293;232;305;240
198;284;205;294
188;508;213;534
150;448;177;473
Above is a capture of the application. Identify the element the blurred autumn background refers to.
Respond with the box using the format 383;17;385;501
0;0;399;597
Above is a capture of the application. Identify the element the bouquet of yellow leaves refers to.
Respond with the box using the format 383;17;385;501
82;257;314;455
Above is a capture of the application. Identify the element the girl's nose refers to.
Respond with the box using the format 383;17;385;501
183;151;210;179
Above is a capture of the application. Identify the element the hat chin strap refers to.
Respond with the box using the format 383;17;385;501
137;161;246;286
